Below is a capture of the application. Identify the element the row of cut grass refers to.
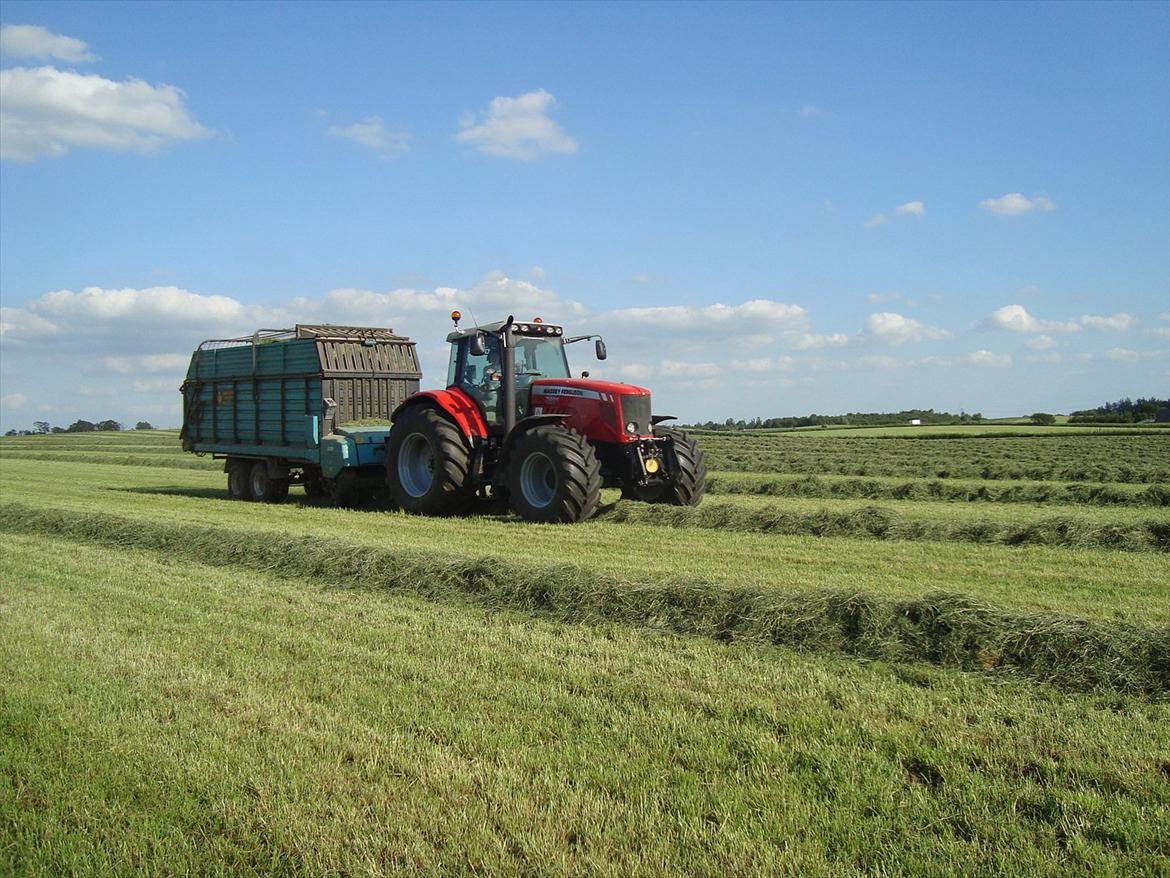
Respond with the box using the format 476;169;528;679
3;503;1168;697
596;500;1170;553
2;458;1168;622
4;534;1167;876
707;471;1170;507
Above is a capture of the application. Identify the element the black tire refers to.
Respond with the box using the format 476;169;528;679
333;471;368;508
507;426;602;523
621;427;706;506
250;461;289;504
302;467;328;499
385;407;475;515
227;460;252;501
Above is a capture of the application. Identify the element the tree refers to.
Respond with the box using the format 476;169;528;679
33;420;50;434
1030;412;1056;426
96;419;122;432
134;421;154;431
67;420;96;433
4;429;16;436
50;426;65;433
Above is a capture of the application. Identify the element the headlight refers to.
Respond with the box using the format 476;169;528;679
626;421;637;433
645;458;660;474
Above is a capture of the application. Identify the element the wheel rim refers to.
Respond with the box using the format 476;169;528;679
250;469;267;497
519;451;557;508
398;432;435;498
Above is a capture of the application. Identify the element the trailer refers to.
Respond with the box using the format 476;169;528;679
181;314;706;521
180;325;421;504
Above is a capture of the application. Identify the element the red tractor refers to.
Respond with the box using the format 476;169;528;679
385;312;706;523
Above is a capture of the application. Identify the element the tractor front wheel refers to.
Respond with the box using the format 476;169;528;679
621;428;706;506
385;407;474;515
508;426;602;523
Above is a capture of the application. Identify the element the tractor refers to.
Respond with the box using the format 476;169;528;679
384;312;706;523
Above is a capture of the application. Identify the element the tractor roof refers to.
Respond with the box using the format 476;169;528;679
446;319;564;342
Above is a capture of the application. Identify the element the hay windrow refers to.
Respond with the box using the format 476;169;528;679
705;474;1170;507
596;500;1170;552
2;502;1166;698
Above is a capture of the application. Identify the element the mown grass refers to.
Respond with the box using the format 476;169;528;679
696;433;1170;482
4;502;1167;696
706;471;1170;507
2;458;1168;623
3;534;1168;876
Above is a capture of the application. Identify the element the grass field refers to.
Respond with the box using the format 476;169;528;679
2;427;1168;874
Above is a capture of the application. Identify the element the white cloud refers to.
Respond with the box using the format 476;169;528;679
1080;312;1136;331
965;350;1011;368
0;65;210;161
895;201;925;216
1150;327;1170;341
1025;334;1058;351
103;353;190;374
730;356;794;373
980;304;1079;334
660;359;721;377
456;89;577;160
864;214;889;228
0;24;95;63
327;115;409;158
863;312;950;345
798;105;824;118
0;392;27;409
860;355;899;370
26;286;252;326
528;266;546;281
1105;347;1139;362
978;193;1056;216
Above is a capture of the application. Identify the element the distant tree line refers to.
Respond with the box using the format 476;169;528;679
683;409;985;431
4;419;154;436
1068;398;1169;424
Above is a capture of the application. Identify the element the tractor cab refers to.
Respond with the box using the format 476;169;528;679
445;314;601;431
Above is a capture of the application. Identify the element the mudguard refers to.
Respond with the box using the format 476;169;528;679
392;388;488;439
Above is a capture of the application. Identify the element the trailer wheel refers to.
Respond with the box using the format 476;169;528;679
250;461;289;503
386;407;474;515
227;460;252;501
621;428;706;506
508;426;602;523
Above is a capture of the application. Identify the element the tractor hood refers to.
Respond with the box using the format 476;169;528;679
530;377;650;399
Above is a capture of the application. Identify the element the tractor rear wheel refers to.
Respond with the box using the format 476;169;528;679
386;407;474;515
250;461;289;503
621;427;706;506
508;426;602;523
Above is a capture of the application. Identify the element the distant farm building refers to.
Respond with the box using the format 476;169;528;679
909;418;923;426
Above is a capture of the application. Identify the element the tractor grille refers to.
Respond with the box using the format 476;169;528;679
620;393;652;436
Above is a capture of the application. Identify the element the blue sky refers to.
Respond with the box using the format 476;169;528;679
1;0;1167;430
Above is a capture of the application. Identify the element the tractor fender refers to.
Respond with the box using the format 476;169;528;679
494;414;570;482
391;388;488;440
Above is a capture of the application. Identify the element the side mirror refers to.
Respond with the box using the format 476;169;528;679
469;333;487;357
595;339;607;361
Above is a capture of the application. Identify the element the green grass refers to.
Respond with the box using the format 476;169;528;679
706;471;1169;507
3;431;1169;874
3;534;1168;876
2;458;1168;624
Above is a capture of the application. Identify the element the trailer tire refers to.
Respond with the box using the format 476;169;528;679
386;407;474;515
250;461;289;504
621;428;706;506
227;460;252;501
508;426;602;523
